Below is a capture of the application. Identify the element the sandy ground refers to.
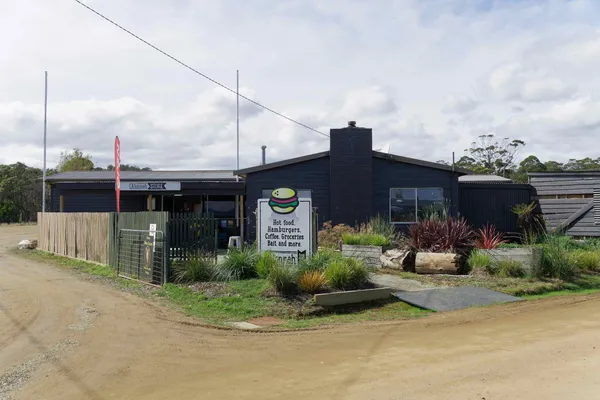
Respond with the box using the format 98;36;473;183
1;224;600;400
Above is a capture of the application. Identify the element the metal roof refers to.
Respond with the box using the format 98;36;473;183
234;151;471;176
528;171;600;177
459;174;512;183
45;170;239;182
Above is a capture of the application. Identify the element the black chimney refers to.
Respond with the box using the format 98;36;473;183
261;145;267;165
329;121;373;226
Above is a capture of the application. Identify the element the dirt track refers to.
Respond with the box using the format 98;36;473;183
1;225;600;399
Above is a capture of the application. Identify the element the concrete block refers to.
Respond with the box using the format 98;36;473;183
342;245;383;268
228;322;260;330
314;287;392;306
480;248;542;274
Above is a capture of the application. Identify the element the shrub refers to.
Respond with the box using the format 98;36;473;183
324;257;370;290
467;250;491;271
298;271;328;294
538;234;577;280
318;221;356;249
408;217;474;253
267;262;298;295
419;204;449;221
299;249;342;273
474;224;507;249
512;202;545;244
342;233;391;246
359;215;398;243
256;251;279;278
572;250;600;271
172;253;217;283
216;246;258;281
494;259;526;278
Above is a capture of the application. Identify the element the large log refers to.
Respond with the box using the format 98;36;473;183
415;252;462;274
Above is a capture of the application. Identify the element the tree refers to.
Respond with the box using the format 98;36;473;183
455;156;492;174
105;164;152;171
512;155;547;183
544;161;563;172
562;157;600;171
0;163;43;222
463;134;525;177
57;148;95;172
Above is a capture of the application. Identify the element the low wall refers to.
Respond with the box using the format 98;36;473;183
342;244;382;268
480;248;542;274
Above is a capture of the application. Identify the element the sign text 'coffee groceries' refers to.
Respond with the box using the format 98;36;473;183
120;181;181;191
257;188;312;264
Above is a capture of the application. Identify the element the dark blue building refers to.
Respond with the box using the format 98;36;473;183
47;122;532;244
235;122;469;242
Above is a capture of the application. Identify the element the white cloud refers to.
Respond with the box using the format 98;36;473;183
2;0;600;170
488;63;576;103
443;95;480;114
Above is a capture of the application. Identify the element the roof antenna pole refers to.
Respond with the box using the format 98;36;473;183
452;151;455;172
236;69;240;182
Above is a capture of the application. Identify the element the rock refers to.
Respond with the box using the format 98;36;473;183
18;240;32;250
17;239;37;250
380;249;411;270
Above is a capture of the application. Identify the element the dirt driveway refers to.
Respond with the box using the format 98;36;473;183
1;224;600;400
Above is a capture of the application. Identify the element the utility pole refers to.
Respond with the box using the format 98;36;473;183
42;71;48;213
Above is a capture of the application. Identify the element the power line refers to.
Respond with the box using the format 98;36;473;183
73;0;329;138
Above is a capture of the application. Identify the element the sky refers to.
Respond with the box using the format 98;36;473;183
2;0;600;171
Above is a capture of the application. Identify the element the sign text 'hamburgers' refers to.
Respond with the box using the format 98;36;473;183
257;188;312;264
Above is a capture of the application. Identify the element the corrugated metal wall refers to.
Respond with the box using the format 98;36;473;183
530;173;600;237
459;183;532;234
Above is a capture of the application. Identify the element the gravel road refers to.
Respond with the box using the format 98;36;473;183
1;224;600;399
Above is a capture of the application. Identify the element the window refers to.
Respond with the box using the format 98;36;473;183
261;189;312;199
389;188;446;224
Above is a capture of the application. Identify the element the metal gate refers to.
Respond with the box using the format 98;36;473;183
117;229;167;285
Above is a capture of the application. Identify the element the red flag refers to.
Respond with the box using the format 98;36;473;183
115;136;121;213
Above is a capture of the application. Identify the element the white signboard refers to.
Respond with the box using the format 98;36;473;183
149;223;157;252
257;188;312;264
120;181;181;191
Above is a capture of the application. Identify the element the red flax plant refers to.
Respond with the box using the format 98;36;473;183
408;217;474;254
474;224;507;249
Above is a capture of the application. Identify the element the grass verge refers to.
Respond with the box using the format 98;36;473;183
382;268;600;297
12;249;429;329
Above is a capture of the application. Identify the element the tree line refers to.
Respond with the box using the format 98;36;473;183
0;148;150;223
438;134;598;183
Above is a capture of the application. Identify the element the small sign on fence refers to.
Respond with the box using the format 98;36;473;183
257;188;312;264
149;223;157;252
142;233;154;281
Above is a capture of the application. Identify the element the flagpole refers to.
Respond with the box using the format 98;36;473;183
42;71;48;213
236;69;240;181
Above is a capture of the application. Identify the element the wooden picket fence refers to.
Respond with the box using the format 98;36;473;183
37;212;111;264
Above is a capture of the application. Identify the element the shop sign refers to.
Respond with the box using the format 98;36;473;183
120;181;181;191
257;188;312;264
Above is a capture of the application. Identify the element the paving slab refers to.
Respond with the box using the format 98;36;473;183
247;317;284;327
392;286;524;312
370;273;442;291
228;321;261;330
